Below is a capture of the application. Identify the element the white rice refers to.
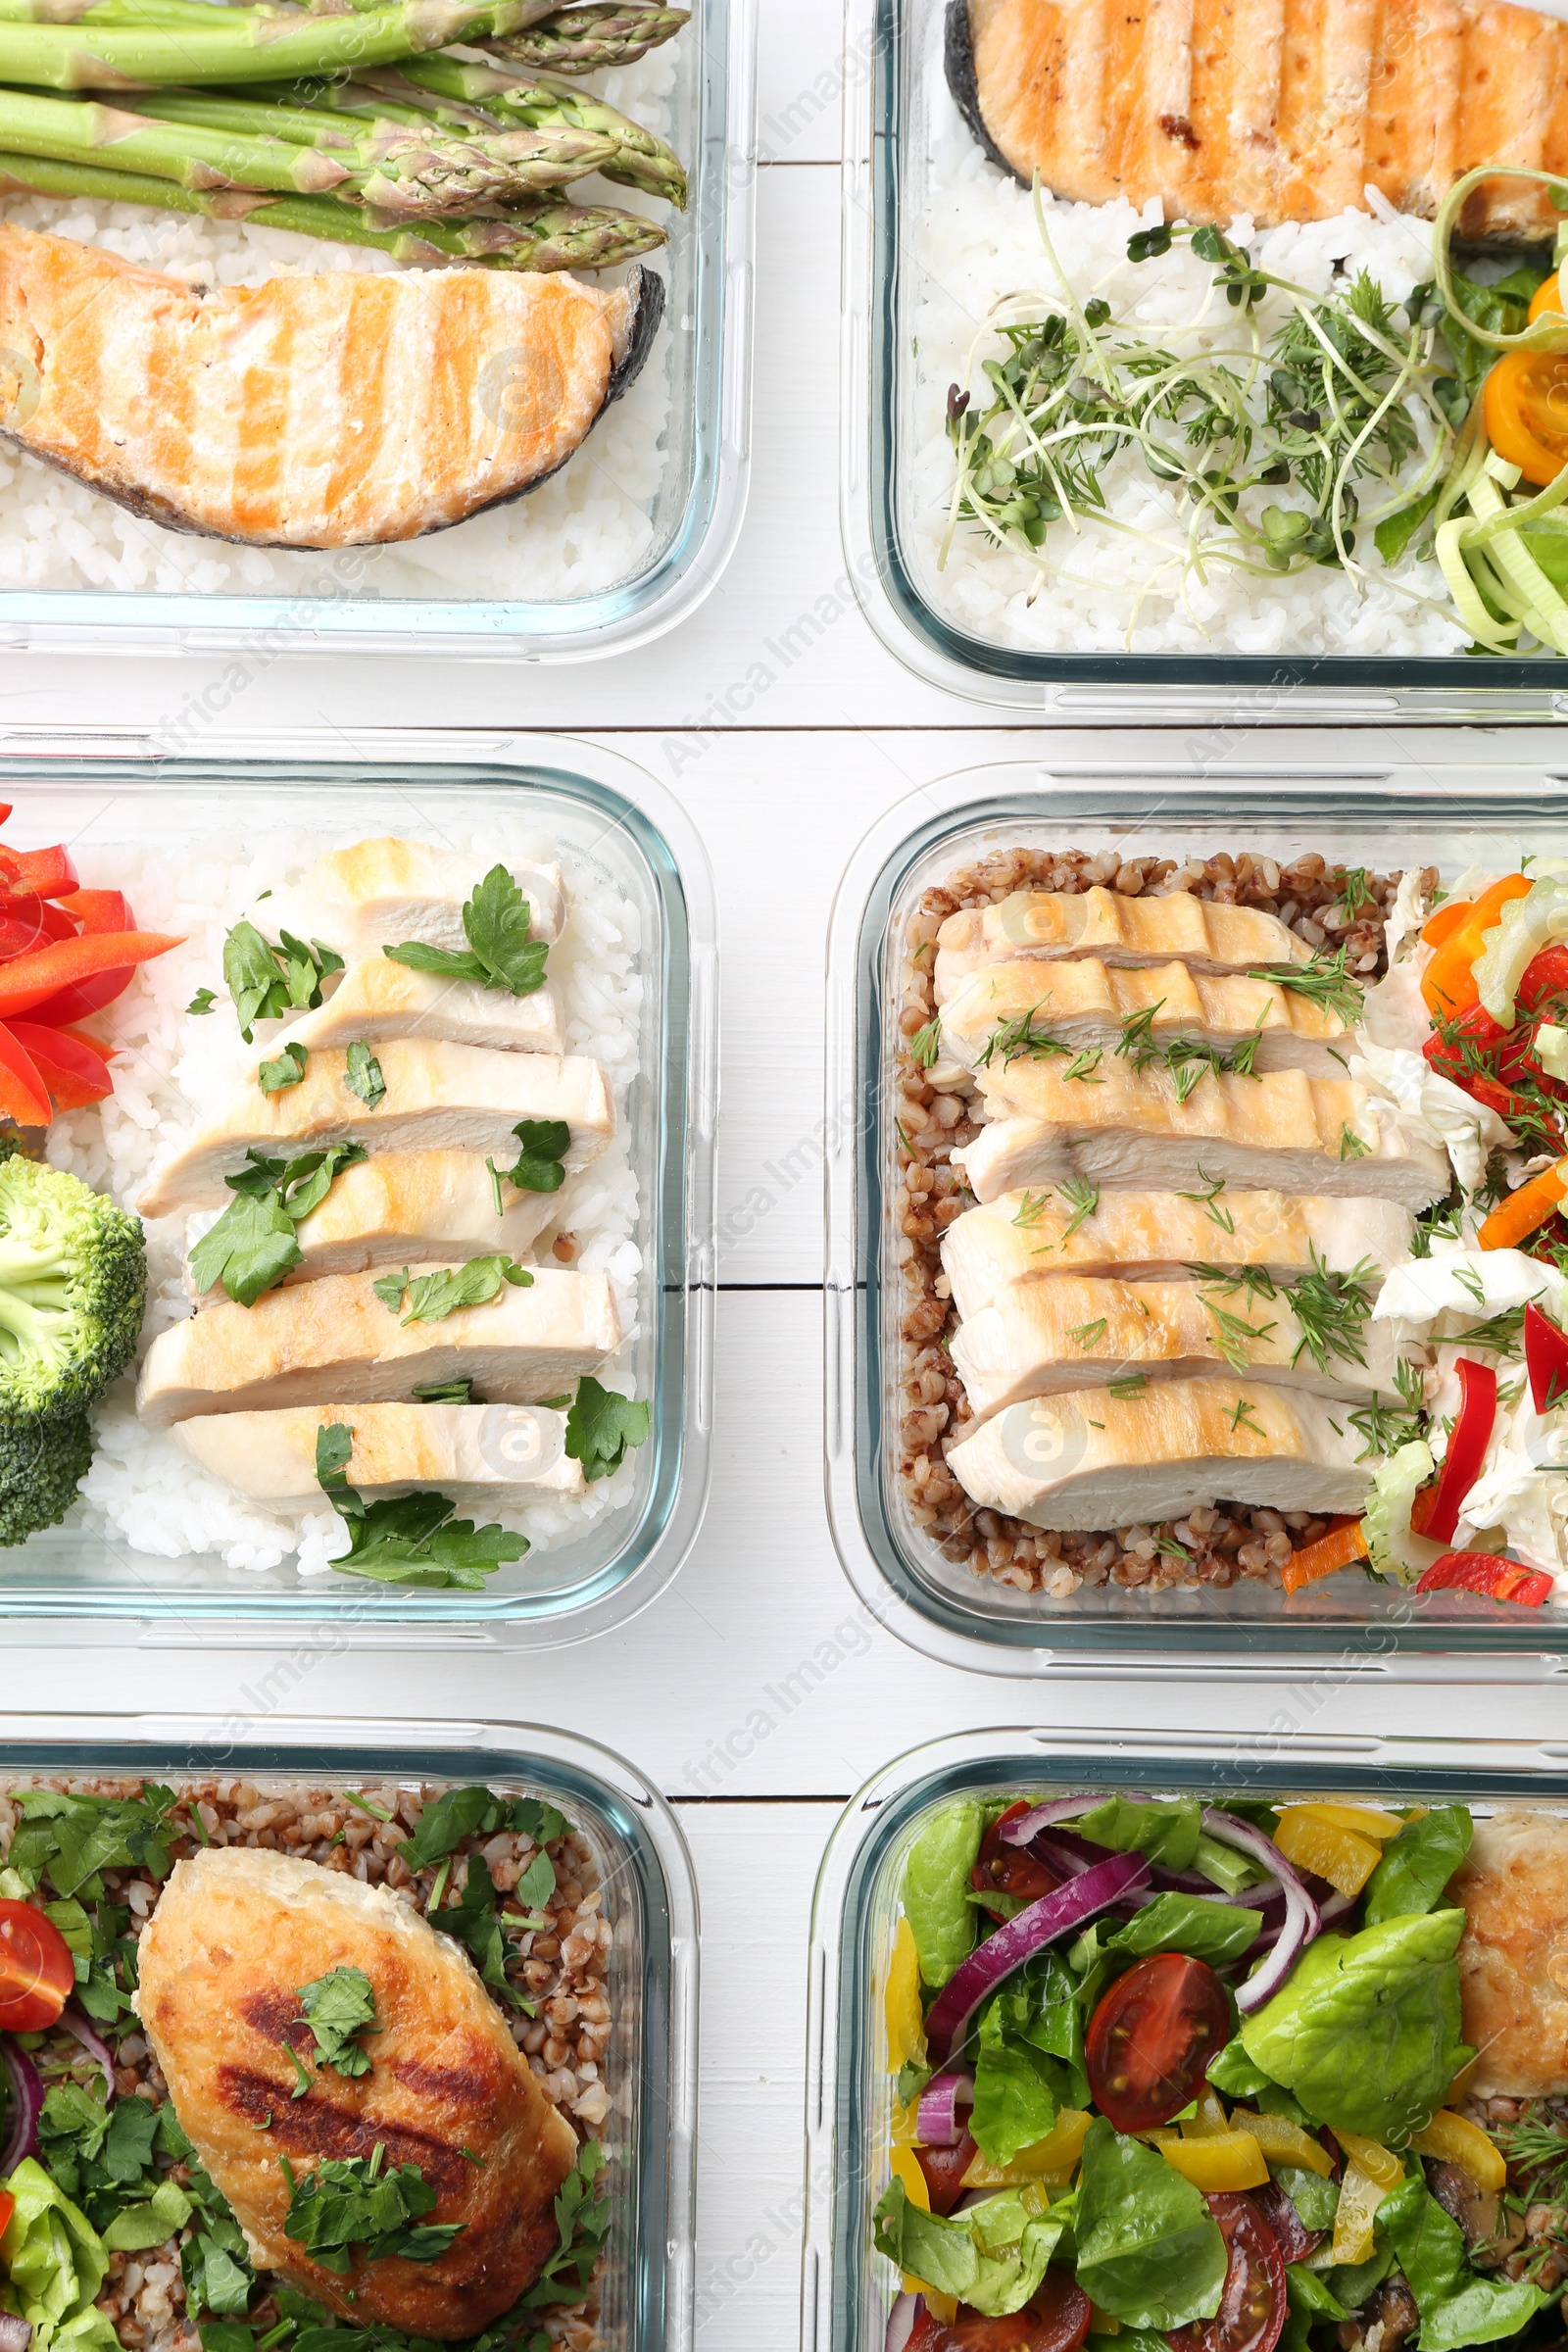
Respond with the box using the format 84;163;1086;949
42;818;646;1576
911;57;1473;658
0;47;678;603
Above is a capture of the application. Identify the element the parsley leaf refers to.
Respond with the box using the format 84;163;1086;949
383;868;548;1000
8;1785;178;1901
375;1255;534;1327
188;988;217;1016
413;1377;476;1405
432;1852;529;2010
489;1118;571;1200
298;1966;379;2081
564;1377;651;1484
189;1144;368;1307
521;2142;610;2308
314;1422;527;1591
279;2145;463;2273
344;1042;386;1109
222;921;343;1042
397;1785;565;1873
258;1042;309;1094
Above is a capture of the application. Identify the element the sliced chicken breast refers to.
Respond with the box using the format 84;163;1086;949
958;1060;1447;1209
172;1400;586;1505
138;1040;612;1216
280;838;564;959
265;956;564;1063
942;1189;1413;1319
933;887;1308;1004
185;1152;559;1302
945;1376;1373;1527
133;1847;579;2335
1453;1810;1568;2097
934;956;1349;1081
137;1262;619;1425
950;1273;1406;1421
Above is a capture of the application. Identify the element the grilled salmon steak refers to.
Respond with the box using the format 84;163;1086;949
949;0;1568;236
0;224;662;545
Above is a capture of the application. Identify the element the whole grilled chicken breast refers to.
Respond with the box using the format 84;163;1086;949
133;1846;580;2336
0;225;662;547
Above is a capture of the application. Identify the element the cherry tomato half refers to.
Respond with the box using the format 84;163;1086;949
971;1801;1058;1920
916;2128;978;2216
909;2274;1093;2352
1519;944;1568;1020
1084;1953;1231;2133
1169;2194;1286;2352
0;1896;74;2029
1484;347;1568;488
0;2189;14;2244
1251;2177;1322;2265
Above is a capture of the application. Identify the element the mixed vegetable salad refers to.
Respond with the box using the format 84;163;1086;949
875;1790;1541;2352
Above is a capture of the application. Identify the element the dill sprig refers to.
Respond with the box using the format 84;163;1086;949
1058;1177;1101;1243
1284;1250;1377;1372
909;1017;942;1070
1248;946;1366;1024
1200;1291;1280;1370
1012;1190;1054;1230
1448;1303;1527;1354
1186;1263;1280;1305
1176;1169;1235;1233
1496;2107;1568;2204
1108;1372;1149;1400
976;1006;1069;1071
1114;1005;1262;1100
1067;1317;1108;1348
1348;1387;1425;1460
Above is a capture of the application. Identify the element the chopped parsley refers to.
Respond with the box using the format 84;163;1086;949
371;1255;533;1326
313;1423;527;1591
188;1144;368;1308
564;1376;652;1484
297;1966;379;2081
258;1042;308;1095
222;921;344;1043
487;1117;571;1203
279;2145;464;2273
384;867;548;1000
344;1042;386;1109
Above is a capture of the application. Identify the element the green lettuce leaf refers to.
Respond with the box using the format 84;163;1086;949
1071;2119;1227;2330
1375;2174;1551;2351
872;2179;1069;2318
1361;1809;1472;1928
0;2156;117;2352
904;1803;984;1988
1239;1910;1470;2142
1074;1797;1201;1872
102;2180;193;2253
971;2002;1067;2165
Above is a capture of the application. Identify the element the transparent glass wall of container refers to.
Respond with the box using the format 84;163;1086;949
0;732;714;1642
826;755;1568;1672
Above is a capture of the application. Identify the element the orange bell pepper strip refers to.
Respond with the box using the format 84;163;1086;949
6;1021;114;1110
0;843;77;902
1422;874;1533;1017
1478;1156;1568;1250
1421;901;1474;950
0;930;180;1021
0;1020;53;1125
1280;1516;1370;1593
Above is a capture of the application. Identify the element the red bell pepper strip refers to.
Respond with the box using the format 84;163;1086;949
0;1020;53;1125
5;1021;114;1110
1410;1357;1498;1544
0;931;180;1021
0;898;71;959
0;843;77;902
1415;1551;1555;1606
1525;1301;1568;1414
57;888;133;935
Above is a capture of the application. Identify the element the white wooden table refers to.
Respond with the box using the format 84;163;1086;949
4;6;1568;2345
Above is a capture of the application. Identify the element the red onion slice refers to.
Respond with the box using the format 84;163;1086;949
1200;1808;1320;2014
0;2036;43;2173
1000;1794;1152;1846
57;2006;115;2104
915;2072;975;2147
925;1850;1149;2063
0;2318;32;2352
886;2293;919;2352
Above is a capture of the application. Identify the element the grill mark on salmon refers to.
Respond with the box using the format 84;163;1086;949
0;223;663;546
955;0;1568;232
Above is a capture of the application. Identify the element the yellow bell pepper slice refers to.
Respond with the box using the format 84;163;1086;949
961;2109;1093;2188
1331;2128;1404;2189
1289;1802;1404;1842
1227;2108;1335;2177
1154;2132;1270;2191
886;1917;927;2075
890;2146;931;2211
1181;2088;1231;2139
1272;1807;1383;1898
906;2281;957;2324
1332;2158;1393;2265
1410;2111;1506;2192
1089;2311;1121;2336
891;2098;919;2148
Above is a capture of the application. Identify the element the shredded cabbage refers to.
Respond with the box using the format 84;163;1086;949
1362;1441;1444;1586
1538;1023;1568;1083
1473;880;1568;1026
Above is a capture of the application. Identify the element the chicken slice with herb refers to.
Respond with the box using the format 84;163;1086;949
138;1040;612;1216
945;1375;1374;1527
265;956;564;1063
1453;1809;1568;2097
279;838;564;960
137;1261;619;1424
932;956;1349;1083
951;1271;1405;1420
958;1059;1447;1209
942;1189;1413;1319
133;1846;579;2336
184;1151;561;1303
172;1399;586;1504
933;886;1311;1003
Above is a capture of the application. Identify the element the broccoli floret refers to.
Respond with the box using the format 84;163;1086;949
0;1156;145;1424
0;1409;92;1544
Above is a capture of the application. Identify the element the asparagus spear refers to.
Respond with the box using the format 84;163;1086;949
481;4;689;73
126;84;622;195
366;56;686;203
0;142;665;263
0;3;509;89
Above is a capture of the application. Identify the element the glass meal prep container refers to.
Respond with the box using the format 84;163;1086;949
0;728;715;1642
840;0;1568;719
0;0;754;663
0;1708;698;2352
825;753;1568;1675
801;1725;1568;2352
